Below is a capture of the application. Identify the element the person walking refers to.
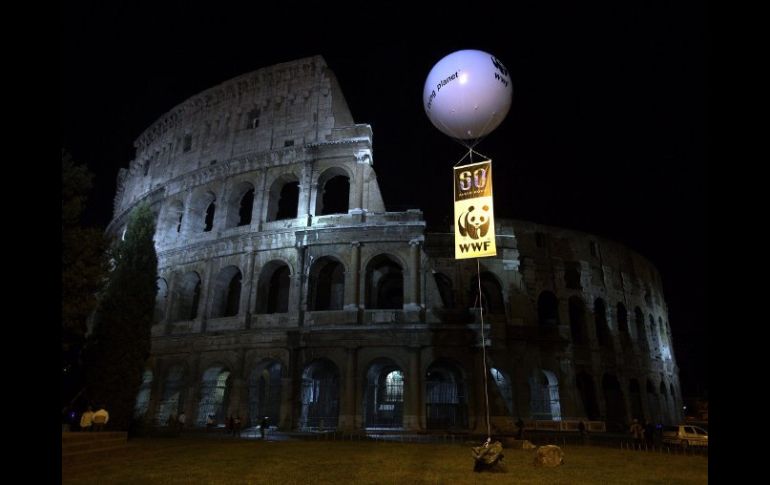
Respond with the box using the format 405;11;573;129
630;419;644;447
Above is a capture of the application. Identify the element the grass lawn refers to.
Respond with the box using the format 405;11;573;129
62;438;708;484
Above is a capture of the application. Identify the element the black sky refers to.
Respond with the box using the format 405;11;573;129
61;1;707;396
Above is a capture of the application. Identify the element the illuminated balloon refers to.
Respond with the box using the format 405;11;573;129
423;49;512;140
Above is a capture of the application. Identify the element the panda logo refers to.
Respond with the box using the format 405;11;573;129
458;205;491;240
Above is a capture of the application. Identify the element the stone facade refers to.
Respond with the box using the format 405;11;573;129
109;56;681;433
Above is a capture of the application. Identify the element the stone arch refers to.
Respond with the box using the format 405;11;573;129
160;199;184;240
467;271;505;315
576;371;599;420
248;359;283;427
594;298;612;349
634;306;648;351
425;359;468;429
299;359;340;430
602;374;626;431
538;291;559;326
256;260;292;314
569;296;587;344
365;253;403;310
171;271;202;321
649;314;658;355
308;256;345;311
489;367;514;416
225;181;255;228
529;369;562;421
628;379;644;421
196;364;232;426
267;173;299;221
189;189;217;233
154;278;168;324
209;266;243;318
363;357;405;429
646;379;659;423
316;166;351;215
156;364;187;425
564;262;581;289
433;272;456;309
134;369;153;418
617;302;632;351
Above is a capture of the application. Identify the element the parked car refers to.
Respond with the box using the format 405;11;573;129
662;424;708;448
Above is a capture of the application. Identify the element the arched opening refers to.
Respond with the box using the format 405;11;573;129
649;314;658;356
299;359;340;430
365;254;403;310
161;199;184;239
308;257;345;311
628;379;644;422
209;266;242;318
490;368;514;416
538;291;559;326
156;365;186;425
189;190;217;233
617;302;632;350
364;359;405;429
467;271;505;314
257;262;291;314
602;374;626;431
646;380;659;423
529;369;562;421
248;360;282;428
635;307;648;351
204;202;216;232
225;182;255;228
172;272;201;321
425;361;468;429
569;296;587;344
317;169;350;215
564;262;581;289
134;369;153;418
196;366;231;426
154;278;168;324
433;272;455;309
267;176;299;221
594;298;612;349
576;371;599;420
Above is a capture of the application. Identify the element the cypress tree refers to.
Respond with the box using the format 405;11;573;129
84;202;158;431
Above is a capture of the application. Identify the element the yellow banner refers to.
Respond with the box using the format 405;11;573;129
454;160;496;259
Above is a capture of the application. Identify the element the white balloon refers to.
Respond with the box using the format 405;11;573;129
423;49;512;140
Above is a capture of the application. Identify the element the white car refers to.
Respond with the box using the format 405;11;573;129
661;424;708;448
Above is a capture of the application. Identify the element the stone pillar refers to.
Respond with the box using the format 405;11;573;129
253;169;267;231
344;241;361;312
404;347;422;431
405;238;422;311
338;347;358;431
290;245;306;322
198;261;215;332
164;272;178;336
186;355;201;426
297;162;314;226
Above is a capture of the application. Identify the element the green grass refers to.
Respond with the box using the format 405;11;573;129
63;438;708;484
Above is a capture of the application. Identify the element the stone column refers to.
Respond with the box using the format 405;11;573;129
405;238;422;311
297;162;314;226
252;169;267;231
338;347;358;431
198;261;215;333
404;347;422;431
344;242;361;312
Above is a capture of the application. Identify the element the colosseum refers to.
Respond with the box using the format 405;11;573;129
107;55;682;434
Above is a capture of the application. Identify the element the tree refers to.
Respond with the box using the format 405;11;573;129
62;149;108;410
84;202;158;431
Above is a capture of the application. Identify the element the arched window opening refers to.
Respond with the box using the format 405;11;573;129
172;272;202;322
248;361;282;428
275;182;299;220
433;273;455;309
529;370;562;421
635;307;648;350
538;291;559;326
308;258;345;311
576;372;599;420
366;255;403;310
467;271;505;314
426;362;468;429
238;189;254;226
204;202;216;232
156;365;185;425
300;359;340;430
594;298;612;349
490;368;514;416
320;175;350;215
564;263;581;290
616;302;629;333
257;262;291;314
602;374;626;431
196;367;231;427
569;297;587;345
629;379;644;422
364;360;405;429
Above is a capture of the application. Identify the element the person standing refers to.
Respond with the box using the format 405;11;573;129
260;416;269;440
79;406;94;432
92;406;109;431
177;412;186;432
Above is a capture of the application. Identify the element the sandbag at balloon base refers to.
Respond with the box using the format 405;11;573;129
471;440;505;472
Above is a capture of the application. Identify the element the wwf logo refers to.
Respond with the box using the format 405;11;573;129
458;205;491;240
490;56;508;77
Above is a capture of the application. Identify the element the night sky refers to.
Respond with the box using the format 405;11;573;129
61;2;707;397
